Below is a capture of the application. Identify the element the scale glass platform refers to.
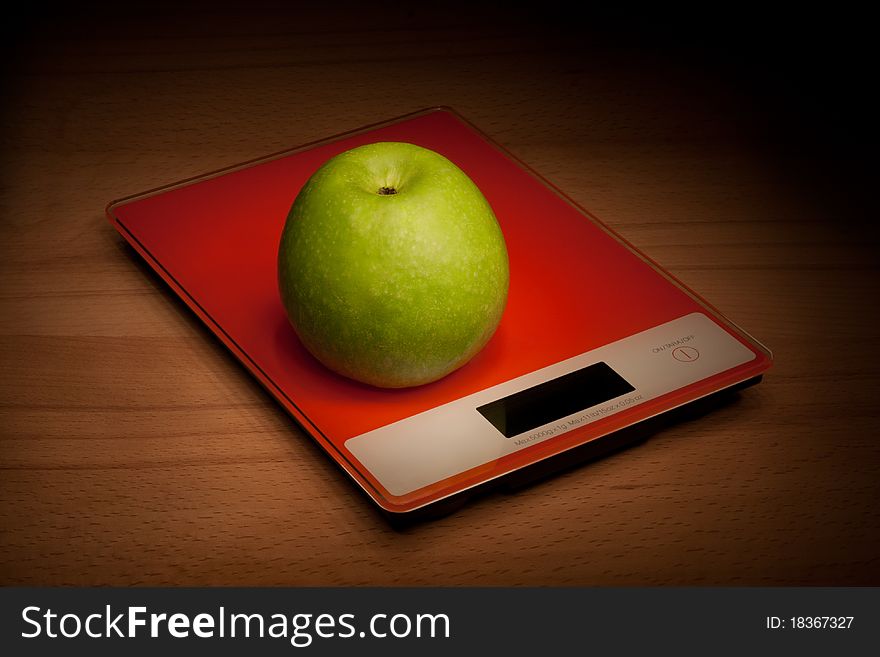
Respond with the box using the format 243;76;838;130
107;107;772;515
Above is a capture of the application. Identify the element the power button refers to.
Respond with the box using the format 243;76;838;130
672;346;700;362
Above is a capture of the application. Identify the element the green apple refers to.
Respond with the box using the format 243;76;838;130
277;141;509;388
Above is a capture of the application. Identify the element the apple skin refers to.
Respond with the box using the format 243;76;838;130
277;141;509;388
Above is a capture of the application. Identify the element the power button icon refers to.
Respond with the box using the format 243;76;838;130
672;346;700;362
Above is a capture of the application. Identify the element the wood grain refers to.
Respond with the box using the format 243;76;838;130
1;4;878;586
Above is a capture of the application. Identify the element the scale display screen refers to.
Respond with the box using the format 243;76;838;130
476;362;635;438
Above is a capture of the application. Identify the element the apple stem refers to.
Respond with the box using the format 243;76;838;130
377;186;397;195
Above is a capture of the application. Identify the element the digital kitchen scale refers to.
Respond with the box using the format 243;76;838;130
107;107;772;515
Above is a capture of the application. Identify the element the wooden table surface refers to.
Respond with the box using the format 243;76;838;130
1;5;878;586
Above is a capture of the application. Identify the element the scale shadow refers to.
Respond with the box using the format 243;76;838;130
109;227;760;531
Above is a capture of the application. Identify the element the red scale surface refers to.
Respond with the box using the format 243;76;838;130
109;108;771;512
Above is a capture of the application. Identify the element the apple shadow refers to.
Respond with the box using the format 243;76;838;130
270;308;370;392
